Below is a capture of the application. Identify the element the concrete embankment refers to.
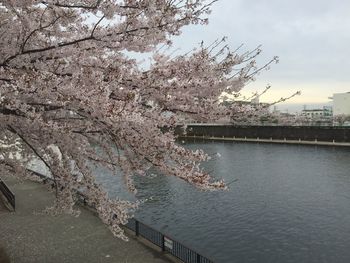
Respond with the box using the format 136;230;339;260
181;135;350;147
0;176;172;263
177;124;350;147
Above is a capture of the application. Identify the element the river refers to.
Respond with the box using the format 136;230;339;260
96;141;350;263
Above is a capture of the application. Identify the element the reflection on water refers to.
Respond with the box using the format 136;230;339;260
97;141;350;263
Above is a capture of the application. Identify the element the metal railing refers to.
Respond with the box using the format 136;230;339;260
125;218;214;263
27;169;214;263
0;178;15;210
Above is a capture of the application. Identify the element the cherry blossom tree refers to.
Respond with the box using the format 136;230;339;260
0;0;277;239
333;114;350;126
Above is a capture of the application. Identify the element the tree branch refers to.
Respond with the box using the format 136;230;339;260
6;125;58;196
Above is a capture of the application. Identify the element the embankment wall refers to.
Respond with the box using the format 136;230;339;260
177;125;350;143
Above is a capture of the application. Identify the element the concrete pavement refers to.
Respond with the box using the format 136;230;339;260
0;175;171;263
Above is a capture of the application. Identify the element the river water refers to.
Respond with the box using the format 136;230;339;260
96;141;350;263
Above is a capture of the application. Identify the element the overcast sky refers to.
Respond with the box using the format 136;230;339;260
169;0;350;106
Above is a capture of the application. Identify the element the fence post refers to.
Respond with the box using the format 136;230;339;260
197;253;201;263
135;220;139;236
161;235;165;251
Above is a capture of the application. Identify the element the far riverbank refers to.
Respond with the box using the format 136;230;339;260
176;124;350;146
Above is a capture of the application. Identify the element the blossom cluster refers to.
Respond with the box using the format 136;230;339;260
0;0;272;239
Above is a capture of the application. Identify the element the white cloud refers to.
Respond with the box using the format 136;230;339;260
170;0;350;103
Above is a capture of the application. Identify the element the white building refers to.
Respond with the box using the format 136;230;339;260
332;92;350;115
302;109;325;118
301;106;332;119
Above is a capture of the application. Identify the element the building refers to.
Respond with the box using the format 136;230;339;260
301;106;332;118
331;92;350;115
300;106;333;126
302;109;324;118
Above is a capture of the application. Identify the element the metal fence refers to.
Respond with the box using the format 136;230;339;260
0;178;15;210
125;218;214;263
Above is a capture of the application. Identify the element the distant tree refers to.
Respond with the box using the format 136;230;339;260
333;114;350;126
0;0;277;239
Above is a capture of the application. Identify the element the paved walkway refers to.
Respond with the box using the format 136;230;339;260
0;196;6;212
0;176;171;263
